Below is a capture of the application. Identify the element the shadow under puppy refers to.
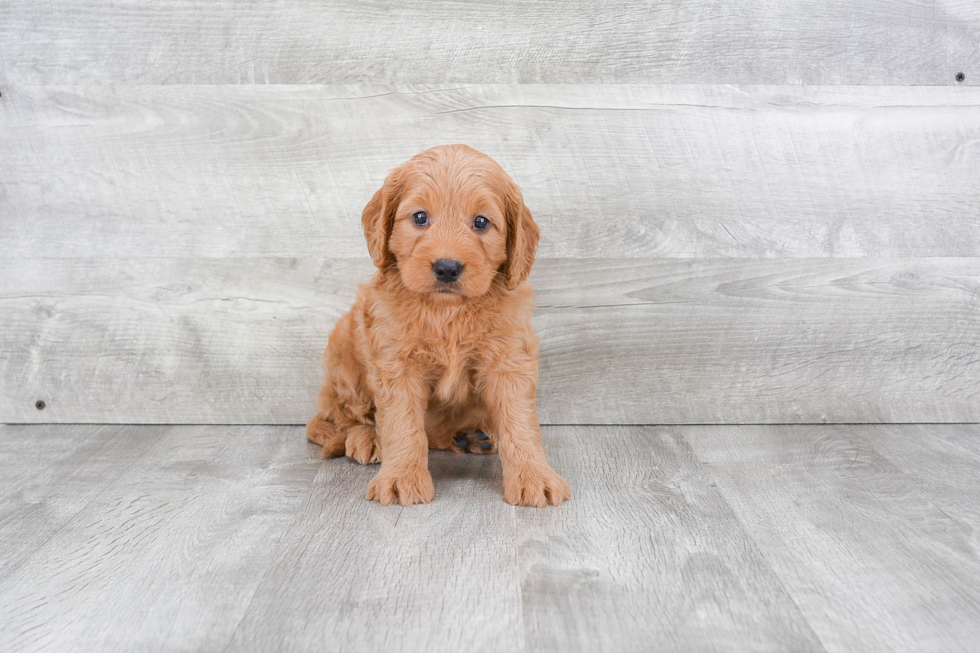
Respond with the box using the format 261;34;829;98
307;144;570;507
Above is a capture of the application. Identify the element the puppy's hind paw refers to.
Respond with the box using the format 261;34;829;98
451;428;496;454
306;412;346;458
345;424;381;465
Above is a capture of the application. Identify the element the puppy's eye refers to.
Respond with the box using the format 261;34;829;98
473;215;490;231
412;211;429;227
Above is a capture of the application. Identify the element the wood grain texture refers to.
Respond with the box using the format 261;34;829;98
3;424;979;651
0;424;824;653
224;429;528;653
2;84;980;259
0;424;320;652
683;424;980;653
515;426;822;653
857;424;980;529
1;1;977;85
0;424;158;579
2;257;977;424
224;425;822;653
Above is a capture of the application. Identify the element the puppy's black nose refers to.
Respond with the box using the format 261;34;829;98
432;259;463;284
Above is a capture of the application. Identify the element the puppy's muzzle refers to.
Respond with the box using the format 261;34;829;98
432;259;463;284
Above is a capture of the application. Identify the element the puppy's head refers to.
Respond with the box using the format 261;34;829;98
361;144;539;299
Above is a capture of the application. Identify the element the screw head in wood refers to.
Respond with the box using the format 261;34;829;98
956;72;965;82
35;400;46;410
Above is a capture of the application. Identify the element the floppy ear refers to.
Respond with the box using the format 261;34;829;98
361;167;403;271
501;184;540;290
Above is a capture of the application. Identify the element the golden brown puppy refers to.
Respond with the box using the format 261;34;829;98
306;144;570;507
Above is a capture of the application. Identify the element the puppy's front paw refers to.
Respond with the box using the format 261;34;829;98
504;466;571;507
366;467;435;506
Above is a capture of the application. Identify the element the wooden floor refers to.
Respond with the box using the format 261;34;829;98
1;424;978;652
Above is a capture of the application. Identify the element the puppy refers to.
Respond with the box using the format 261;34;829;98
307;144;570;507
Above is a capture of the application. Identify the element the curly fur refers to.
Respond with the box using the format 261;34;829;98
307;144;570;507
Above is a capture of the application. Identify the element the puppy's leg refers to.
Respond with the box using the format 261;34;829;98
308;376;381;462
478;367;571;507
310;309;381;462
366;369;435;506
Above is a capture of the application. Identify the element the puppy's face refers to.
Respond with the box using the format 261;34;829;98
362;145;539;300
389;168;508;300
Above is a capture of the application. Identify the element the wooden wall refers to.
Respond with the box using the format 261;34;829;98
1;3;978;424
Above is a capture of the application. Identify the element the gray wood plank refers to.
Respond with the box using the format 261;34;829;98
1;1;977;85
0;257;360;425
0;424;158;578
0;424;319;652
534;257;980;424
858;424;980;527
2;84;979;259
5;424;978;652
223;431;527;653
3;257;977;425
209;426;824;652
515;426;823;653
683;424;980;653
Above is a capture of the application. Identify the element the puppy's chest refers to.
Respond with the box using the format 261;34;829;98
430;341;477;404
387;307;500;404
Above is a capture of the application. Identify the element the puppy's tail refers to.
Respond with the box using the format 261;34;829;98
306;412;346;458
